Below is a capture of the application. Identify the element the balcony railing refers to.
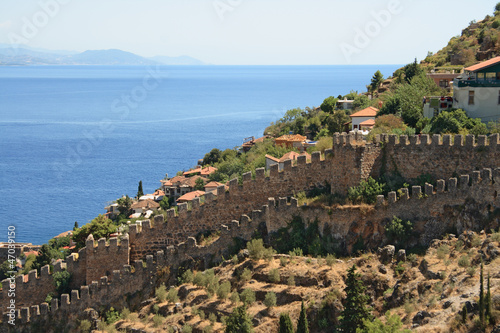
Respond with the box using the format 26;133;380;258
455;78;500;88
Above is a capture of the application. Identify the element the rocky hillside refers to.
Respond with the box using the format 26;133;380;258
89;231;500;333
424;4;500;67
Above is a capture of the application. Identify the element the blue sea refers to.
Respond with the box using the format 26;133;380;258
0;65;401;244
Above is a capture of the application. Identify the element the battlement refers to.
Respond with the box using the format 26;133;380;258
129;151;334;260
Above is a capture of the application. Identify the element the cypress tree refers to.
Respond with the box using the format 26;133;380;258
462;304;467;324
73;221;79;231
296;301;309;333
278;313;294;333
479;262;485;324
137;180;144;198
486;273;492;324
338;265;372;333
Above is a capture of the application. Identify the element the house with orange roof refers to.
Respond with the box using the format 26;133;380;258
204;181;226;194
349;106;379;131
453;57;500;122
241;136;269;152
275;133;307;151
183;166;218;177
160;175;206;198
177;190;205;203
265;151;311;171
130;199;160;217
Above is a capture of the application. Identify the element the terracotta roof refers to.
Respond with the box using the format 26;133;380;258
205;181;225;188
275;134;307;142
183;166;218;176
131;199;160;210
278;151;311;163
161;175;186;186
153;189;165;196
24;250;39;257
465;56;500;72
265;154;280;162
177;191;205;202
350;107;379;118
359;119;376;126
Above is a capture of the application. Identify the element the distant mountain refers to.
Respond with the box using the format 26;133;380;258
0;45;206;66
148;55;206;65
69;49;158;65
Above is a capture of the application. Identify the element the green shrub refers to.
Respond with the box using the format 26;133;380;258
436;245;450;259
269;268;281;283
264;292;277;309
347;177;385;204
289;248;303;257
199;310;206;320
232;255;239;265
325;254;336;266
155;284;167;302
217;281;231;300
182;324;193;333
239;268;253;282
167;288;179;303
280;256;288;267
181;269;194;284
394;261;405;276
385;216;413;246
208;312;217;324
52;270;72;295
153;314;164;328
153;304;160;314
458;255;470;268
467;266;476;277
471;234;482;247
287;275;296;286
240;288;256;305
105;307;121;324
79;319;92;333
492;232;500;242
407;253;418;264
121;308;130;320
230;292;240;305
247;238;266;260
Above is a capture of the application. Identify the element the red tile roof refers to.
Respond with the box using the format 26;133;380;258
153;189;165;196
265;154;280;163
177;191;205;202
350;107;379;118
183;166;218;176
275;134;307;142
131;199;160;210
465;56;500;72
205;181;225;188
359;119;376;126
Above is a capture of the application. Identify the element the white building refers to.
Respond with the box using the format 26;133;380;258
349;107;379;131
453;57;500;122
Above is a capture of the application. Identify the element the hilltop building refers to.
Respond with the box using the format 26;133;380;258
349;106;379;132
453;56;500;122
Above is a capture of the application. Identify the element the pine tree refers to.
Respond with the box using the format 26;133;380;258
338;265;372;333
370;70;384;93
462;304;468;324
296;301;309;333
225;305;253;333
479;261;485;324
278;313;294;333
137;180;144;198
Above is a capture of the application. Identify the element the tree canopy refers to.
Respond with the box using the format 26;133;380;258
72;215;117;250
339;265;372;333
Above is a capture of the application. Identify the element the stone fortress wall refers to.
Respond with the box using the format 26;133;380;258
2;133;499;327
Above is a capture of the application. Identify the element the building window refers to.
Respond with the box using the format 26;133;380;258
477;73;485;80
468;91;475;105
486;72;496;80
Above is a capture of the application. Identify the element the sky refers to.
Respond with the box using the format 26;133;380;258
0;0;498;65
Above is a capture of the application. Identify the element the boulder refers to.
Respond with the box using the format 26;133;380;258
412;311;432;325
396;249;406;262
377;245;395;264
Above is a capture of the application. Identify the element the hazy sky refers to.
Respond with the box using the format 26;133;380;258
0;0;498;65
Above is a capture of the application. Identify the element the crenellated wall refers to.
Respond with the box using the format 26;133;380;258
2;133;500;329
8;167;500;328
129;150;334;260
